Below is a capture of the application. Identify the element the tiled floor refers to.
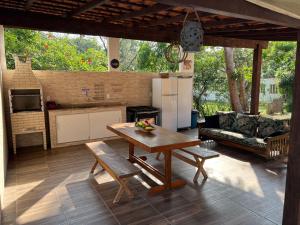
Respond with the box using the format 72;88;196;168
2;129;287;225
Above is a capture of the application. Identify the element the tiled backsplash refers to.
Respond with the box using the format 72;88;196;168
27;70;158;106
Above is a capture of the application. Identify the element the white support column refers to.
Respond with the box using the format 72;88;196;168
0;25;7;70
107;37;120;72
179;50;195;76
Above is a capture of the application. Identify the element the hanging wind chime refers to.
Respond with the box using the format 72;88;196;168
164;8;204;64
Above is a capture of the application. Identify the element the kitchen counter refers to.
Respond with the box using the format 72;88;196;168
48;102;127;112
48;103;126;148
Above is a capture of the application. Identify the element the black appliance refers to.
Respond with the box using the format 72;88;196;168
126;106;160;125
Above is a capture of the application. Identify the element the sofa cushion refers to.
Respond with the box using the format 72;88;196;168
242;137;267;149
217;111;237;131
257;117;290;138
232;113;258;137
204;115;220;128
199;128;248;145
263;130;289;142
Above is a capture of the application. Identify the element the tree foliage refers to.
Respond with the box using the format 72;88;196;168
263;41;296;112
136;42;178;72
193;47;227;115
4;28;108;71
4;28;297;113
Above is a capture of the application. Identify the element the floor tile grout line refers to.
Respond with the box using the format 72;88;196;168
228;196;279;225
88;175;122;225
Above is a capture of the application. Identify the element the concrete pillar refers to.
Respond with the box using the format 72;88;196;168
179;51;195;75
0;25;6;70
107;37;120;71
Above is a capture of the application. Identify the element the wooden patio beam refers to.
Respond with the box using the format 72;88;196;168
149;15;248;29
67;0;109;18
146;11;212;27
0;8;268;48
25;0;37;10
203;36;268;49
205;24;281;34
157;0;300;28
250;44;263;115
211;28;296;37
283;30;300;225
107;3;172;22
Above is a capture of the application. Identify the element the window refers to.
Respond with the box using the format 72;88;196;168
269;84;278;94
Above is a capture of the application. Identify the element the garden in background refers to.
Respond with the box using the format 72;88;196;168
5;28;295;118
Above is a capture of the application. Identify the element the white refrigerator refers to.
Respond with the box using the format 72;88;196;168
152;77;193;131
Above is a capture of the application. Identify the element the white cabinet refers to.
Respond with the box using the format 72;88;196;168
89;111;121;139
56;114;90;144
56;110;122;144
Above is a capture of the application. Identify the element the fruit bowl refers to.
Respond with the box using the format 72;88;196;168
135;121;156;132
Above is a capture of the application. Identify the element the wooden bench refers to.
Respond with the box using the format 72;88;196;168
156;147;219;182
86;141;141;204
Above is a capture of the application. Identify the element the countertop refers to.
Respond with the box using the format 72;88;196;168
48;102;127;112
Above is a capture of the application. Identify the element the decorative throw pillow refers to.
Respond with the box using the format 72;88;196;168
217;111;237;131
232;113;258;137
204;115;220;128
263;130;289;142
257;117;290;138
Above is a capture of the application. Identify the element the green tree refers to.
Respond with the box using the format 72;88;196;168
120;39;140;71
262;41;296;112
193;47;227;115
4;28;108;71
136;42;178;72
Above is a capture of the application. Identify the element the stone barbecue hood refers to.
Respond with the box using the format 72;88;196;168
9;56;42;89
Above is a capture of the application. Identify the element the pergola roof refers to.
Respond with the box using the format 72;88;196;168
0;0;299;46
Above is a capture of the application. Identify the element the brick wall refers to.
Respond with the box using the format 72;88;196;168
3;70;159;149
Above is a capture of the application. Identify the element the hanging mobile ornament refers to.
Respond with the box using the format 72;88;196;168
180;8;204;52
164;42;188;64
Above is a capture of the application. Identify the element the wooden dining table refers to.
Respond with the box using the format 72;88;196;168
107;123;201;194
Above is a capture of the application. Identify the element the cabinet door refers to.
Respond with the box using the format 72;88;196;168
89;111;122;139
162;95;178;131
56;114;90;144
178;78;193;128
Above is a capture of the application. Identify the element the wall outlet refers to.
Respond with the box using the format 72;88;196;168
46;96;51;101
106;93;110;99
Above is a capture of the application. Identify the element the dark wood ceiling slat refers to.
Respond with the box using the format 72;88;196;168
25;0;37;10
67;0;110;18
157;0;300;28
107;3;172;22
0;0;297;42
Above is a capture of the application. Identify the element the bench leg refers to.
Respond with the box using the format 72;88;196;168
90;160;98;174
113;186;125;204
113;179;133;204
193;157;208;182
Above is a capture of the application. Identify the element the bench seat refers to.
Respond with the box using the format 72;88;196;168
86;141;141;204
156;146;219;182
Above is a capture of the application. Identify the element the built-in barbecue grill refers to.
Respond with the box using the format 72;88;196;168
9;89;43;113
8;56;47;154
126;106;160;125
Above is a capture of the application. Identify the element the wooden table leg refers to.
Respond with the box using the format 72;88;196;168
164;151;172;189
149;151;186;194
129;142;135;163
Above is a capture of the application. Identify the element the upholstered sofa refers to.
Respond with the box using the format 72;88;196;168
198;112;290;159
